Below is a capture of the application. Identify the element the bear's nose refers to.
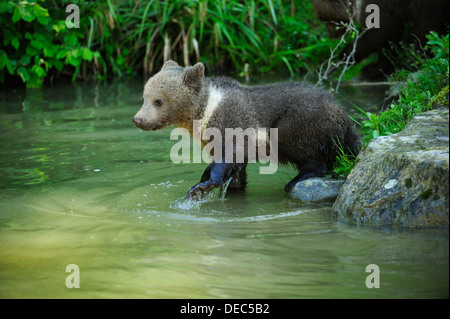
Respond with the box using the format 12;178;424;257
132;117;143;126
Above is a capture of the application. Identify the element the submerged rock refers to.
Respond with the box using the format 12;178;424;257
334;108;449;227
290;177;345;203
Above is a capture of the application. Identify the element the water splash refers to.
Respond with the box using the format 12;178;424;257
171;177;232;211
170;191;216;211
218;177;233;199
150;181;178;189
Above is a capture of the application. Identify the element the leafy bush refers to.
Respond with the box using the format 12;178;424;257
333;32;449;176
357;32;449;144
0;0;97;88
0;0;331;88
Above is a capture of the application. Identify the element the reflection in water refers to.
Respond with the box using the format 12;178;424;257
0;79;448;298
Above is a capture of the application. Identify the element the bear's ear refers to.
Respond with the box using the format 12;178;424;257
161;60;179;71
183;62;204;92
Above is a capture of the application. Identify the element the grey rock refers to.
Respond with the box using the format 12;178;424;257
333;108;449;227
290;177;345;203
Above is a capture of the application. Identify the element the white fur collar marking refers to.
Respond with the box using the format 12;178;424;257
199;86;223;133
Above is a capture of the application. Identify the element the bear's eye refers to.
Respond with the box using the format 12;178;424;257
154;98;163;107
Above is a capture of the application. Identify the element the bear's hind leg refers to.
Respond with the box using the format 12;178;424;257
284;159;328;192
228;164;247;189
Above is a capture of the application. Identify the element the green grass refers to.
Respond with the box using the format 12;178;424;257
333;32;449;177
332;139;359;179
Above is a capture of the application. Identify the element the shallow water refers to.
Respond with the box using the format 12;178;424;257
0;79;448;298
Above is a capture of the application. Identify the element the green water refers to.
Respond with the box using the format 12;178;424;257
0;79;448;298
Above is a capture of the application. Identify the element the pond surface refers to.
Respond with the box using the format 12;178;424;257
0;78;448;298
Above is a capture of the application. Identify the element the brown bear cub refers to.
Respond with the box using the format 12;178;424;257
133;60;361;200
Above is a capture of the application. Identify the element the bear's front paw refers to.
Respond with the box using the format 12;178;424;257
185;180;220;201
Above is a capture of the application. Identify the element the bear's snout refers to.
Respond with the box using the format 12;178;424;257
132;117;143;127
132;116;167;131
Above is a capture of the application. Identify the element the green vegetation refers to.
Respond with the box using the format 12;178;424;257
333;32;449;178
1;1;448;180
357;32;449;143
0;0;332;88
332;140;359;179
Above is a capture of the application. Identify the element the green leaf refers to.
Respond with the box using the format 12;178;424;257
0;50;7;69
19;55;30;65
64;34;78;46
12;6;21;23
11;36;19;50
3;32;11;46
52;59;63;71
43;46;57;58
17;66;30;83
7;60;17;75
56;50;68;59
36;14;49;25
14;4;35;23
30;39;44;50
281;56;294;77
26;45;38;56
33;33;50;43
32;4;49;25
52;20;66;34
0;2;13;14
267;0;277;25
31;64;46;78
116;54;125;66
82;48;93;61
27;73;43;88
66;51;81;67
71;48;81;58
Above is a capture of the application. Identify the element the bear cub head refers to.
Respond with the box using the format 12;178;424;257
133;60;205;131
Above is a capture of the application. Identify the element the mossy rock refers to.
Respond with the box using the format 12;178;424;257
428;85;449;109
333;109;449;228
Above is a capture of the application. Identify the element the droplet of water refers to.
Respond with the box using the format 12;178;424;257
219;177;233;199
